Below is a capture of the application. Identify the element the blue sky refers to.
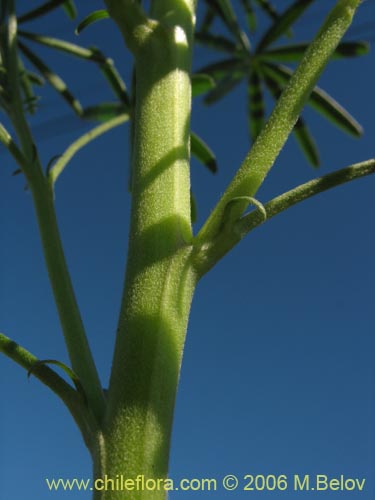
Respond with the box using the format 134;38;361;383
1;0;375;498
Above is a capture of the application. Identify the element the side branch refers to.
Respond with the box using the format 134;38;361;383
195;159;375;275
237;158;375;235
104;0;155;54
195;0;362;246
0;123;28;168
0;332;95;447
2;3;106;423
48;113;129;185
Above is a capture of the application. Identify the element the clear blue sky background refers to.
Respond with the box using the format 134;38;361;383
1;0;375;498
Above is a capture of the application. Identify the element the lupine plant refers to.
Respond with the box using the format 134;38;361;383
0;0;374;498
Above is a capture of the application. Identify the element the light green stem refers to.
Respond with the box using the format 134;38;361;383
48;113;129;185
196;0;362;246
98;1;196;498
194;159;375;274
0;332;97;449
3;2;105;423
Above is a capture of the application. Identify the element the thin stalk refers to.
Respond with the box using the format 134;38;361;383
4;2;105;422
196;0;362;246
0;122;28;167
237;158;375;234
27;172;106;422
0;332;97;449
48;113;130;185
194;159;375;275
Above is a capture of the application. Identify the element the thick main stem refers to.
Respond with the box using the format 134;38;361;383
97;3;196;498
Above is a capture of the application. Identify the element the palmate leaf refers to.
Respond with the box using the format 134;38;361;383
254;0;278;21
18;31;104;61
204;72;244;104
205;0;250;51
260;41;369;63
248;69;265;140
199;7;216;34
195;32;238;54
190;190;198;224
191;132;217;173
18;0;76;24
263;63;363;137
18;56;38;114
263;71;319;167
18;41;83;116
240;0;256;33
61;0;77;20
257;0;315;52
293;118;319;168
197;57;246;81
25;71;45;86
96;55;130;106
82;102;128;122
192;74;216;97
75;10;110;35
18;32;130;106
27;359;86;403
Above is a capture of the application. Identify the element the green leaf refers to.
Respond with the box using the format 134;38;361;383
19;0;74;24
260;43;309;62
18;56;38;115
191;132;217;173
205;0;250;51
293;118;320;167
260;41;369;63
333;40;369;59
18;32;130;106
257;0;315;52
204;73;244;104
75;10;110;35
263;63;363;137
199;7;216;34
18;42;83;116
82;102;128;122
198;57;245;81
19;31;104;61
25;71;45;86
27;359;87;404
190;190;198;224
240;0;256;32
309;86;363;137
0;121;28;168
62;0;77;19
254;0;278;21
192;74;216;97
92;50;130;106
195;32;238;54
248;70;265;141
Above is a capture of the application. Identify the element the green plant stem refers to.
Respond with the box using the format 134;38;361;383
28;172;106;422
0;332;96;449
0;122;28;167
196;0;362;247
104;0;155;55
98;1;196;498
194;159;375;275
48;113;129;185
4;2;105;423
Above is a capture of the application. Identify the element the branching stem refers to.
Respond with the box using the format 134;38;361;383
2;2;105;423
0;332;97;448
196;0;362;246
194;159;375;275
